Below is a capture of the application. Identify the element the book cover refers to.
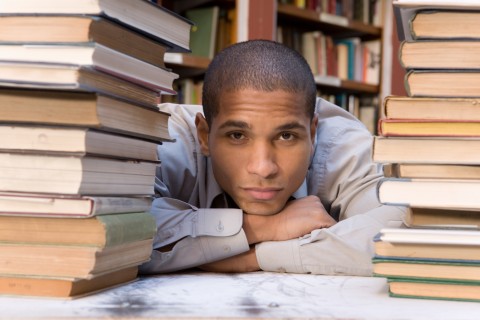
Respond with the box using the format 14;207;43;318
0;192;153;217
383;163;480;180
0;43;179;93
0;63;163;107
0;266;138;299
0;15;169;69
0;125;160;162
0;153;157;195
403;207;480;229
0;239;153;279
383;96;480;121
0;0;193;52
373;136;480;165
378;119;480;137
186;6;220;59
387;277;480;302
0;89;172;142
405;70;480;98
0;211;156;247
377;178;480;210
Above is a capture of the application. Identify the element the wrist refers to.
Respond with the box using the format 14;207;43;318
243;213;276;244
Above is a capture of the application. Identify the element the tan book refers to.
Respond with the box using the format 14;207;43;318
0;239;153;279
0;211;156;247
0;192;153;219
404;207;480;229
410;10;480;40
377;178;480;210
399;41;480;69
383;163;480;180
0;125;159;162
388;278;480;302
0;266;138;299
0;192;152;217
0;89;172;142
378;119;480;137
406;70;480;98
382;96;480;121
0;63;162;106
0;0;193;52
0;153;157;195
0;15;168;69
373;136;480;164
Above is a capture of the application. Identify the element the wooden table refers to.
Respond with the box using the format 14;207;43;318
1;271;479;319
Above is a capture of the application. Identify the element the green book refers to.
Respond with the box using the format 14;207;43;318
0;211;156;248
186;6;220;58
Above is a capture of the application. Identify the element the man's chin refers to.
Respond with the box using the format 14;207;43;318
238;201;285;216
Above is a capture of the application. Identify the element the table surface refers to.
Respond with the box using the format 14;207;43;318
1;271;479;320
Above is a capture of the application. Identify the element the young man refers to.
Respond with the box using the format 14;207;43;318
140;40;405;275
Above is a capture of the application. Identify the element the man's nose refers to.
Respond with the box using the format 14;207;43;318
246;142;279;178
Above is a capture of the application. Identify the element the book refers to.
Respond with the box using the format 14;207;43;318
376;227;480;246
0;89;172;142
377;178;480;210
362;39;381;85
382;96;480;121
383;163;480;180
0;192;152;217
0;0;193;52
399;41;480;69
0;15;169;69
404;207;480;229
0;266;138;299
0;125;159;162
378;119;480;137
185;6;220;59
0;44;178;92
0;153;157;195
373;257;480;282
373;136;480;164
405;70;480;97
0;211;156;247
387;278;480;302
0;238;153;278
0;63;163;106
375;234;480;261
392;0;480;41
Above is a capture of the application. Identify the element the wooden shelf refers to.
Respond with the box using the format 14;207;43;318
277;3;381;40
165;53;211;77
314;75;379;94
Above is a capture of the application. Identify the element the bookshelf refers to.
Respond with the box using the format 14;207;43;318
162;0;385;133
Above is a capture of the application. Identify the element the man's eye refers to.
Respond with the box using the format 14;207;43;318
229;132;245;140
279;132;295;141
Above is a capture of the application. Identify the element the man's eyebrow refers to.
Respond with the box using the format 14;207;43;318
276;122;307;131
218;120;250;130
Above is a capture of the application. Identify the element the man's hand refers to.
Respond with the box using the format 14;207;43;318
243;195;336;244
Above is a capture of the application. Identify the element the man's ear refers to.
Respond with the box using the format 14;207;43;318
195;113;210;157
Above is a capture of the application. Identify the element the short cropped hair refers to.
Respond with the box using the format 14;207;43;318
202;40;317;126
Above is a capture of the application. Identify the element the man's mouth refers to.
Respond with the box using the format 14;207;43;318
243;187;282;200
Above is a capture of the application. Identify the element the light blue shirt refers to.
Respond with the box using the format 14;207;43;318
140;98;405;275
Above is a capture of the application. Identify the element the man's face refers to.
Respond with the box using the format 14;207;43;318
196;89;317;215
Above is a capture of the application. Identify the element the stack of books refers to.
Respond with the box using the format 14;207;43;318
0;0;192;298
371;0;480;302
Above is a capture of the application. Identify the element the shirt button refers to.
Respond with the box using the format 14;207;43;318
216;221;224;232
222;245;231;253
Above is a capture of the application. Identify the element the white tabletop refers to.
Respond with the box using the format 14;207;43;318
1;271;479;319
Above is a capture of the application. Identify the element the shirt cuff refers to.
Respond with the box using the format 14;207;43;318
255;238;304;273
